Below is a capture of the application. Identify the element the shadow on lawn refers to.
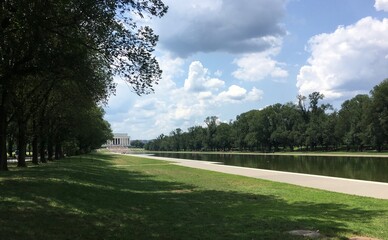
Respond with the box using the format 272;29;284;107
0;153;385;240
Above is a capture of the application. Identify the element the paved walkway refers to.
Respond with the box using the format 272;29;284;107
129;154;388;200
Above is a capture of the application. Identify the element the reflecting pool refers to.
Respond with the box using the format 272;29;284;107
151;152;388;183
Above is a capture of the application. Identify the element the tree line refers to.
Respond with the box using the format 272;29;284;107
145;79;388;152
0;0;167;170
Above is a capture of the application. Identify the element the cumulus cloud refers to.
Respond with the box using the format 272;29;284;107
246;87;264;101
375;0;388;11
232;46;288;81
155;0;286;57
184;61;263;103
184;61;225;92
205;78;225;89
198;91;213;100
297;17;388;99
217;85;264;103
218;85;247;101
106;56;266;139
158;55;184;77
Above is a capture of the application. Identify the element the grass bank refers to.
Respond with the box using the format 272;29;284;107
1;153;387;239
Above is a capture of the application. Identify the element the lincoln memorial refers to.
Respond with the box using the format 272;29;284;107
103;133;131;147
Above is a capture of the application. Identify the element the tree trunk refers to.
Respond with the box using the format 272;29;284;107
0;104;8;171
47;139;53;161
17;119;27;167
7;137;13;158
40;139;47;163
32;134;38;164
55;143;60;160
60;144;64;158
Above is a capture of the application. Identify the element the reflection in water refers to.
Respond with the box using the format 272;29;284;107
152;153;388;183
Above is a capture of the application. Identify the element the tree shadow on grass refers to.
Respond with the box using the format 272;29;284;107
0;154;386;240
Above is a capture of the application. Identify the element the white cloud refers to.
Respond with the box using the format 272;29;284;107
158;56;184;78
198;91;213;99
184;61;225;92
156;53;184;91
232;48;288;81
183;61;207;92
375;0;388;11
297;17;388;99
246;87;264;101
214;70;223;77
204;78;225;90
216;85;263;103
155;0;287;57
218;85;247;101
106;58;265;139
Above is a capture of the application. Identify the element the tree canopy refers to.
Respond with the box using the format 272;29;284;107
0;0;167;170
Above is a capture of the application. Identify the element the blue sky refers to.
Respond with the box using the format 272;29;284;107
104;0;388;140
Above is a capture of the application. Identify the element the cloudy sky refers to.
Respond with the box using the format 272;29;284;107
104;0;388;140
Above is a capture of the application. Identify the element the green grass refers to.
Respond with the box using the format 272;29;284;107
1;153;387;239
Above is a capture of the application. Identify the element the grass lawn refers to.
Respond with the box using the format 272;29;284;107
1;152;387;239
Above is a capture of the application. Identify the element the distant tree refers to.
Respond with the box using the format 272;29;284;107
367;79;388;151
187;126;205;151
233;111;255;151
147;80;388;153
204;116;218;150
258;106;277;151
297;94;308;122
304;92;331;150
338;94;371;151
215;122;233;151
131;140;145;148
170;128;183;151
322;112;340;150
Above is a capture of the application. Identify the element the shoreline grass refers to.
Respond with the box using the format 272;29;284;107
1;152;387;239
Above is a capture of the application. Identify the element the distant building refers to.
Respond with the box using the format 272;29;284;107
103;133;131;147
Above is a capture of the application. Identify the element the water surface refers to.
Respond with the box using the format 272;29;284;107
151;152;388;183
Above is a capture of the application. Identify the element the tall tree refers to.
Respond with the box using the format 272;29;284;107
215;122;233;151
337;94;371;151
187;126;205;151
367;79;388;151
204;116;218;151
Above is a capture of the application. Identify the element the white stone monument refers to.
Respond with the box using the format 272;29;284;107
103;133;131;148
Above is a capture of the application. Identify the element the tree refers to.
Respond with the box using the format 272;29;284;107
258;106;277;151
321;112;339;150
187;126;205;151
337;94;371;151
304;92;331;150
215;122;233;151
367;79;388;151
170;128;183;151
204;116;218;150
233;111;255;151
131;140;145;148
0;0;168;170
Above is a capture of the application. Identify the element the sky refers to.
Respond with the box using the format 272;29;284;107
104;0;388;140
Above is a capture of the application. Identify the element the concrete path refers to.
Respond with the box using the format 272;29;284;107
129;154;388;200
